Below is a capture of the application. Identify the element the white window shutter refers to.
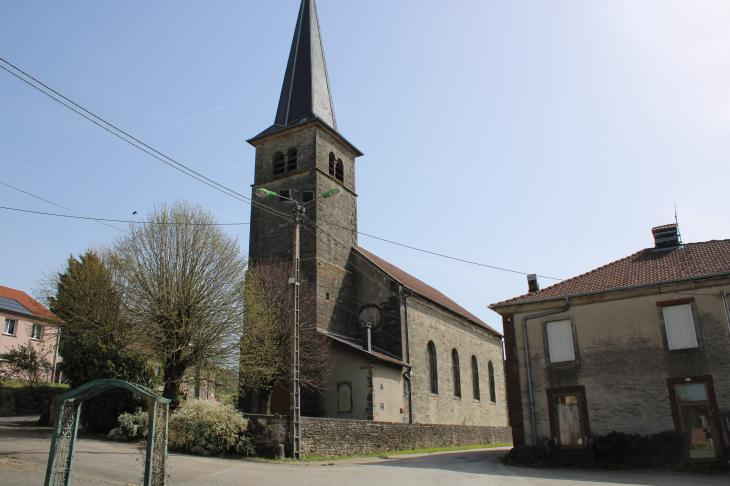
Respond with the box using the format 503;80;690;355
547;320;575;363
663;304;698;350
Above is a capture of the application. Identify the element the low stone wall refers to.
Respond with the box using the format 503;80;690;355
244;414;289;456
301;417;512;457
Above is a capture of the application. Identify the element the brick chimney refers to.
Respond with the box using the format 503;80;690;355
527;274;540;293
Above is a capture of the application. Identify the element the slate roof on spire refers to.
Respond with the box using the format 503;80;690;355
250;0;339;141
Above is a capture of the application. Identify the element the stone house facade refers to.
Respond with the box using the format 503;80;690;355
240;0;507;428
490;224;730;462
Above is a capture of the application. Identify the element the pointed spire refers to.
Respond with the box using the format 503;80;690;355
275;0;337;130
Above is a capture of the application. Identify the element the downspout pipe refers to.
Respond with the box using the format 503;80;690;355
51;325;61;383
403;286;413;424
523;296;570;446
721;291;730;337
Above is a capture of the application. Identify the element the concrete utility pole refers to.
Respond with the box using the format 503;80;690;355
290;202;303;460
254;186;342;460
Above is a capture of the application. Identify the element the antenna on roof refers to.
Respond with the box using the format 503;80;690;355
674;203;682;244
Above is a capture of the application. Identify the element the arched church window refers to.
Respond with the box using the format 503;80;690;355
329;152;336;176
488;361;496;403
273;152;285;176
335;159;344;182
337;381;352;412
471;355;480;401
452;349;461;398
427;341;438;394
286;148;297;173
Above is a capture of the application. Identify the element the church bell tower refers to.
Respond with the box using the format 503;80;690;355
247;0;363;332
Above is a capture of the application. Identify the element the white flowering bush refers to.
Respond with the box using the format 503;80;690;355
169;400;254;456
108;408;149;441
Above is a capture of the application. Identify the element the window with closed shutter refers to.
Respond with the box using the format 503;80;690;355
663;304;698;350
547;319;575;363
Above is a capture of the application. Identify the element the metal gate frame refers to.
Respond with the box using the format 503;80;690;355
44;379;171;486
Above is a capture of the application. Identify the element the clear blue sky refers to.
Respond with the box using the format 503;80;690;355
2;1;729;333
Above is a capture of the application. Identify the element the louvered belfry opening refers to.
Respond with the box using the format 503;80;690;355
652;223;681;249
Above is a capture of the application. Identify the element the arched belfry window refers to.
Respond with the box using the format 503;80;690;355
286;148;297;173
452;349;461;398
471;356;480;401
329;152;336;176
488;361;496;403
335;159;344;182
273;152;285;176
427;341;438;394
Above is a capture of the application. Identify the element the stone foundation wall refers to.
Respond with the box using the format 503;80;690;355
301;417;512;457
244;414;289;456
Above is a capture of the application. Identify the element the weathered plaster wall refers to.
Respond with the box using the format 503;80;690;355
372;362;407;423
407;299;508;426
499;277;730;447
320;346;371;420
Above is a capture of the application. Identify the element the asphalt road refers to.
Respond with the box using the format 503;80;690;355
1;416;727;486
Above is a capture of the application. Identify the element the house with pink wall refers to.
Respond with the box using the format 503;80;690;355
0;285;62;382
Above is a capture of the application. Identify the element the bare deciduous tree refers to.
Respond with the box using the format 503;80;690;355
111;201;247;408
239;259;333;413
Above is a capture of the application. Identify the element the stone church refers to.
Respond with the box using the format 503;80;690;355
243;0;506;427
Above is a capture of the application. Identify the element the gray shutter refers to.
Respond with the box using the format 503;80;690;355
663;304;698;350
547;320;575;363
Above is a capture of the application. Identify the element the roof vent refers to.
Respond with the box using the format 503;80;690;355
527;274;540;293
651;224;681;249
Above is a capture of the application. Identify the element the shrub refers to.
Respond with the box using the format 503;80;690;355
0;344;53;396
501;446;548;466
169;400;254;456
108;408;149;441
60;337;156;433
594;430;684;468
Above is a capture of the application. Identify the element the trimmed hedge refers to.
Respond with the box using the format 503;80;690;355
595;431;684;468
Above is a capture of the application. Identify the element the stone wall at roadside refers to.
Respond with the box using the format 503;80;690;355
301;417;512;457
244;414;289;456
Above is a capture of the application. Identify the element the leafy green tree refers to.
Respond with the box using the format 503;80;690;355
60;337;156;433
48;250;135;347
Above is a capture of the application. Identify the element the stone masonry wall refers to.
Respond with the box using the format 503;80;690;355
301;417;512;457
408;298;508;427
244;414;289;456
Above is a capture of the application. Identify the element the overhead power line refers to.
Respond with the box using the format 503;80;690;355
1;57;558;283
0;180;126;233
319;217;563;281
0;57;292;226
0;206;250;226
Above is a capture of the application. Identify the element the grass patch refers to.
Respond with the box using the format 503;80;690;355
2;379;70;394
256;443;510;463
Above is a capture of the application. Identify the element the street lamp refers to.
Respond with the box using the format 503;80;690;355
253;187;341;459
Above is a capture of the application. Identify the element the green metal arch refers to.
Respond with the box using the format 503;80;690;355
56;379;171;405
45;379;170;486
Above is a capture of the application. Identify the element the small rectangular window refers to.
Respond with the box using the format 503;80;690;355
663;304;698;350
547;319;575;363
279;189;291;202
325;292;330;301
31;324;43;340
4;318;17;336
303;191;314;203
380;403;384;411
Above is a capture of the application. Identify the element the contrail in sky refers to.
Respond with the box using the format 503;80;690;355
146;106;224;134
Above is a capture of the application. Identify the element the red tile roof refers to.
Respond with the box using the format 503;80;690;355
491;240;730;307
355;247;499;335
0;286;59;321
